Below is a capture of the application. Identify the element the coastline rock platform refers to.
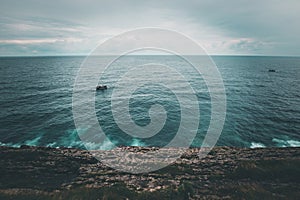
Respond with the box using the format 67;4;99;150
0;146;300;199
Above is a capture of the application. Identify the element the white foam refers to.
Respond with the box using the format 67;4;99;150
24;136;42;146
46;142;57;148
1;135;43;148
0;142;20;148
272;138;287;147
130;138;145;147
250;142;266;148
287;140;300;147
272;138;300;147
59;130;83;148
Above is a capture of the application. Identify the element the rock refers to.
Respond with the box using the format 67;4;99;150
0;146;299;199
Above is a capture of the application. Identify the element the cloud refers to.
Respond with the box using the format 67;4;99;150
0;0;299;56
0;38;83;45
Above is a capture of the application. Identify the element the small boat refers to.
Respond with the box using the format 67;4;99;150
268;69;276;72
96;85;107;90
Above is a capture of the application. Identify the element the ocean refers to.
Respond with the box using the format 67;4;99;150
0;56;299;149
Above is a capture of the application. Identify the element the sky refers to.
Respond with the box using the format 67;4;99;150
0;0;300;56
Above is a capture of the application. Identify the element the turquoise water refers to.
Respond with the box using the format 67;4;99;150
0;56;299;149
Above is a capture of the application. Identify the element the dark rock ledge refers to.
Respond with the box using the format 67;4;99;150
0;146;300;199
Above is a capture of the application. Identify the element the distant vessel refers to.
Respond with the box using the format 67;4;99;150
96;85;107;90
268;69;276;72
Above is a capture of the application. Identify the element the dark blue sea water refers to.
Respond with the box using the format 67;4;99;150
0;56;299;149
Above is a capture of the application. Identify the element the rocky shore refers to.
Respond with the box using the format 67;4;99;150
0;146;300;199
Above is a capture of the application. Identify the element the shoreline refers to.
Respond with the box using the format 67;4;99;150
1;146;300;199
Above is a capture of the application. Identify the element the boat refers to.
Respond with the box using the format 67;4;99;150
96;85;107;90
268;69;276;72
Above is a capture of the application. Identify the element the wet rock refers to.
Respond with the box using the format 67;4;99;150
0;146;300;199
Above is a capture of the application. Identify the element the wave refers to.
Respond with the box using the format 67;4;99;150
24;136;42;146
0;135;42;148
0;142;21;148
250;142;266;148
130;138;145;147
272;138;300;147
2;132;300;150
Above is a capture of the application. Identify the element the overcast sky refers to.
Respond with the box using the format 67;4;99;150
0;0;299;56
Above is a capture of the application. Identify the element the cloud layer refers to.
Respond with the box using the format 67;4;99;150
0;0;299;56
